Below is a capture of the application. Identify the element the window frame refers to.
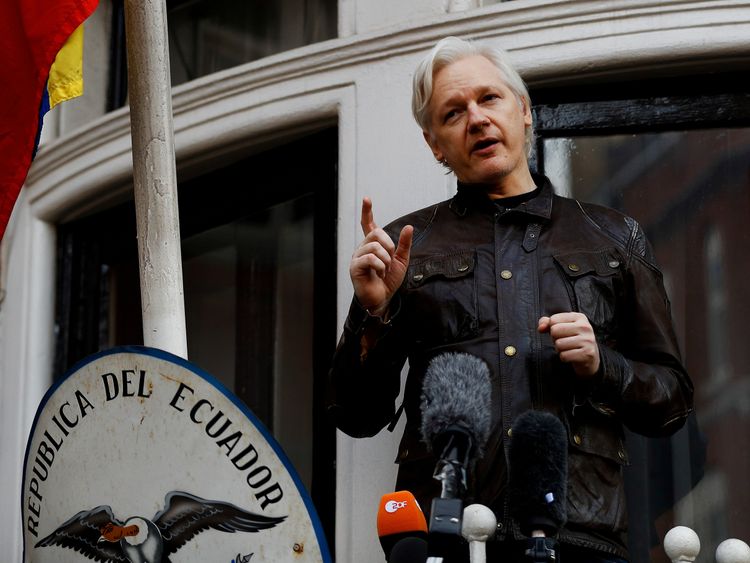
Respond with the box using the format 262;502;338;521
532;73;750;166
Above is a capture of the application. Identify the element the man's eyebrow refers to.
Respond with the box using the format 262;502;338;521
436;95;464;110
437;84;502;108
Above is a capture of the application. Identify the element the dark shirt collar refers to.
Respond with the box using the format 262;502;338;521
492;183;541;209
450;173;554;220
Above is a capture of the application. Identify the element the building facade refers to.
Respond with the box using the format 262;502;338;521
2;1;750;561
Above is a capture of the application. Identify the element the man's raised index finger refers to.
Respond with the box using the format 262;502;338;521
360;196;378;236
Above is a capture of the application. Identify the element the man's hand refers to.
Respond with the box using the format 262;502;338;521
350;197;413;316
538;313;600;378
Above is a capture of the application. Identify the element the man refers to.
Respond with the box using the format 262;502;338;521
328;36;693;562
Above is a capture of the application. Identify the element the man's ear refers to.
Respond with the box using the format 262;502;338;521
520;97;532;126
423;130;443;162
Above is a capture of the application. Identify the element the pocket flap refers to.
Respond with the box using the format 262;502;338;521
553;249;621;279
566;418;629;465
407;251;476;288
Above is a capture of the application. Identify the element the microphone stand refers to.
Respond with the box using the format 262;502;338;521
428;430;473;562
525;531;558;563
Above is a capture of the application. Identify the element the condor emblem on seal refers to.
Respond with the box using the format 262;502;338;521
22;346;332;563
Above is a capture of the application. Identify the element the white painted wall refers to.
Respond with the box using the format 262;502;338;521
2;1;750;562
0;194;57;563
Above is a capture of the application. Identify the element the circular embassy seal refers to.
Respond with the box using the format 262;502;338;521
22;346;332;563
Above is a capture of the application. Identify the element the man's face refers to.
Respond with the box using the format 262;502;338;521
423;55;532;188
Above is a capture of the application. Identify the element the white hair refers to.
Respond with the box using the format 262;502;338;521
412;36;535;158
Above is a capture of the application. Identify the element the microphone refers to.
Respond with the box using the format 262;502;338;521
507;410;568;562
389;537;428;563
377;491;428;560
420;352;492;499
420;353;492;559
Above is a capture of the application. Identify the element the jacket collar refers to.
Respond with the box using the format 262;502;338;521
450;173;554;221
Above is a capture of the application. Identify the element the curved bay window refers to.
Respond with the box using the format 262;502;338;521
533;74;750;563
167;0;337;85
106;0;337;108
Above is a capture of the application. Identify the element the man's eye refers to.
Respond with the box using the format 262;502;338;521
444;110;457;122
482;94;500;103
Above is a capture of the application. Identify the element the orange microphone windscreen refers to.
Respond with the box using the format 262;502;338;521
377;490;428;538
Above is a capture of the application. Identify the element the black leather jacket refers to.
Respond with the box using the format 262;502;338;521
328;175;693;558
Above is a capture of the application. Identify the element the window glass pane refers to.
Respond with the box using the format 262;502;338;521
183;225;238;392
182;195;315;490
543;129;750;562
167;0;337;85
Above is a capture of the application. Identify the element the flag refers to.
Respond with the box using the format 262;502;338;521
0;0;99;241
48;24;88;112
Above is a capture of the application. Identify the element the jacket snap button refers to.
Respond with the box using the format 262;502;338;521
609;260;620;268
573;434;582;445
457;264;469;272
507;428;513;438
568;264;580;272
413;274;424;281
504;345;517;357
618;450;626;460
500;270;512;280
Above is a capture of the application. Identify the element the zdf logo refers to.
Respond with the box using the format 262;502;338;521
385;500;408;513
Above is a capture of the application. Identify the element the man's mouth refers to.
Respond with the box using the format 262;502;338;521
472;138;498;154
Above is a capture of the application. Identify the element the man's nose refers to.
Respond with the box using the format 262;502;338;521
467;103;490;131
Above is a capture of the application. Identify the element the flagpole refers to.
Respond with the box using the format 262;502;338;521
123;0;188;358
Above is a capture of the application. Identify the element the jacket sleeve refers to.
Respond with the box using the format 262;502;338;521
589;222;694;437
327;294;411;438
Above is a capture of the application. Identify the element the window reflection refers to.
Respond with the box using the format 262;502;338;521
704;226;729;389
544;129;750;563
167;0;337;85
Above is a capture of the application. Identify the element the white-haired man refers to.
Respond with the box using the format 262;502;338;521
328;36;693;562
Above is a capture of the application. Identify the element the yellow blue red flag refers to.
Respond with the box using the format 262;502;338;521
0;0;99;241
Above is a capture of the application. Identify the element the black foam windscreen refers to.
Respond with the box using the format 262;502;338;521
419;352;491;459
507;410;568;537
388;536;428;563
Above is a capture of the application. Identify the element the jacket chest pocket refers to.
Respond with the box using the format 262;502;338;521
553;249;623;338
404;250;478;345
